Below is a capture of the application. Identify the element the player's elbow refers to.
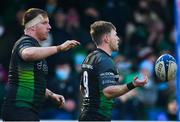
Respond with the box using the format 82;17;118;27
103;87;115;99
103;92;113;99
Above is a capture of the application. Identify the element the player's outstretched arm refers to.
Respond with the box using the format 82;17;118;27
21;40;80;61
103;74;148;99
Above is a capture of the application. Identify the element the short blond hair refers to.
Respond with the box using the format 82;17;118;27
22;8;48;26
90;21;116;45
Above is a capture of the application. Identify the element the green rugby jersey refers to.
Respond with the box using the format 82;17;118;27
4;35;48;111
80;48;120;119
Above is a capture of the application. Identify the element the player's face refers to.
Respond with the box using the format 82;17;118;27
109;29;120;51
35;17;51;41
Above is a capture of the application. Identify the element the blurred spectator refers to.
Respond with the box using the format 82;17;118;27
49;9;70;77
0;19;16;69
82;4;100;31
0;64;8;83
45;0;58;16
45;62;80;120
166;94;177;120
73;50;87;74
66;7;91;46
102;0;131;38
137;47;158;119
147;20;170;54
114;54;132;77
0;18;6;67
0;64;7;117
0;18;5;38
113;55;145;120
52;9;69;45
13;8;25;40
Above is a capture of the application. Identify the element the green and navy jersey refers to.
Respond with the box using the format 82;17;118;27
4;35;48;111
80;48;120;119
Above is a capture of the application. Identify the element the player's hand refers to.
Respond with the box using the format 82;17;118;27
51;93;65;108
57;40;80;52
133;74;148;87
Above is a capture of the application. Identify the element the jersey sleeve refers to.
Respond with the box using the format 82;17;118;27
17;39;35;59
97;57;119;90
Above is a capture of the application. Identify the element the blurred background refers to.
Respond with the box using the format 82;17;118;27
0;0;177;121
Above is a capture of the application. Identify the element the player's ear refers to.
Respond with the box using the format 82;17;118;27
103;34;110;43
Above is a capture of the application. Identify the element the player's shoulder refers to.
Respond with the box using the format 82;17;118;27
93;49;113;64
91;49;110;57
86;49;108;59
84;49;113;65
12;35;38;52
97;49;112;60
16;35;37;45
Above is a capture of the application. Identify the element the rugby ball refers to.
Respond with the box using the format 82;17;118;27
155;54;177;81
